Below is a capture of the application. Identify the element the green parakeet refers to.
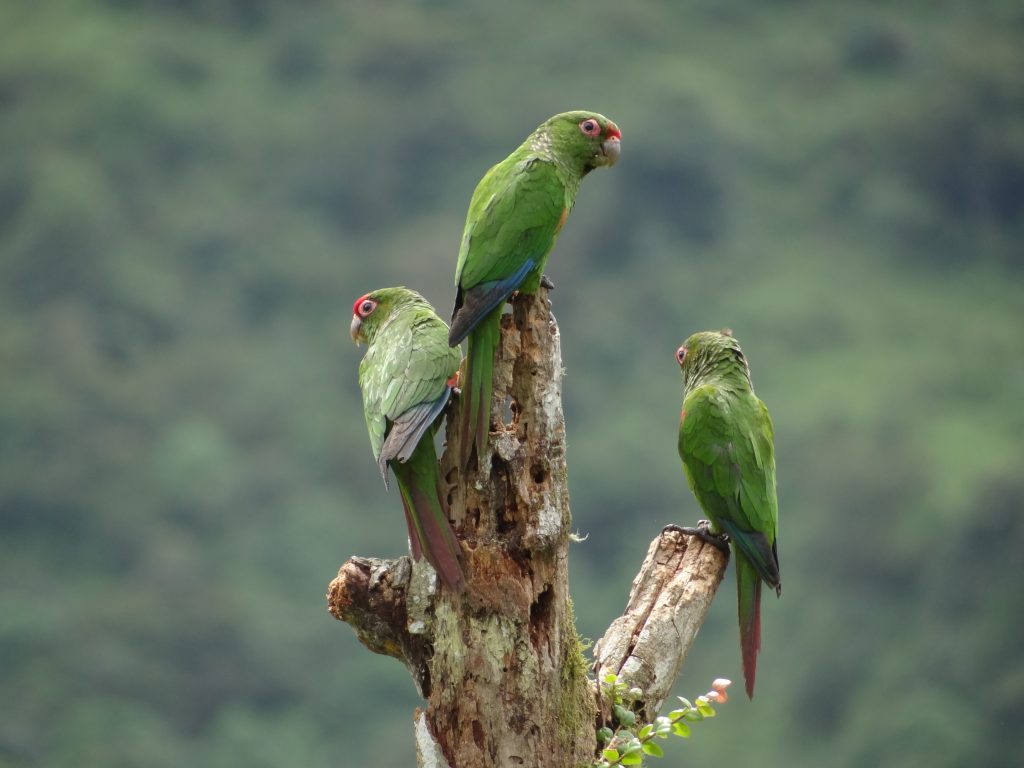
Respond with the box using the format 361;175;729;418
351;287;466;592
676;330;781;698
449;110;621;468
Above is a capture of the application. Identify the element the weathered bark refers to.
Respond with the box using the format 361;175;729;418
327;288;727;768
592;528;728;724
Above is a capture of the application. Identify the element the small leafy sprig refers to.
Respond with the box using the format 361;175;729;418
592;673;731;767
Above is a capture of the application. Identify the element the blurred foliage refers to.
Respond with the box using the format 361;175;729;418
1;1;1022;766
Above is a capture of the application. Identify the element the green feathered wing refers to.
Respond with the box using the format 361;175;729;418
449;155;568;469
360;306;465;592
679;384;780;698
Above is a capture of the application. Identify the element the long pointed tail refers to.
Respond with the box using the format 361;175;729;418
392;434;466;592
458;309;501;470
736;552;763;699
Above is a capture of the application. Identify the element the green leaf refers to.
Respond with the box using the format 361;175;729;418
672;721;691;738
620;753;643;766
604;673;620;684
676;697;692;709
697;703;715;717
683;709;703;721
638;724;653;740
667;709;686;720
602;748;620;762
642;741;664;757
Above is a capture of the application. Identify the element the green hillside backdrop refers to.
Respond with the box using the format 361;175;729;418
2;1;1022;766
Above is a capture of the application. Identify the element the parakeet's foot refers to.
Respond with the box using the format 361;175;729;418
540;274;555;289
662;522;730;555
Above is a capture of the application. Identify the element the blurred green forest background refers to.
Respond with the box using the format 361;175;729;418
2;1;1022;766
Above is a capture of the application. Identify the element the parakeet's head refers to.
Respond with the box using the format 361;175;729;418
675;329;751;389
350;286;428;346
534;110;622;173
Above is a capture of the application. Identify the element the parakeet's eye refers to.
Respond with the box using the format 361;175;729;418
579;118;601;136
676;346;688;365
353;296;378;318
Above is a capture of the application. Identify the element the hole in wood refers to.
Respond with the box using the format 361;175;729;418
417;665;432;698
496;501;516;534
528;585;554;650
531;463;546;485
444;468;457;507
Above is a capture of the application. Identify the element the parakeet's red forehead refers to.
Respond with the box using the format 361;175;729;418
605;121;622;140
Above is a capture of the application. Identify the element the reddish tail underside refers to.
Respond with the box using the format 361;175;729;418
393;439;466;592
736;554;763;699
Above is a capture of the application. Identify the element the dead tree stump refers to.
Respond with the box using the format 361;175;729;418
328;288;728;767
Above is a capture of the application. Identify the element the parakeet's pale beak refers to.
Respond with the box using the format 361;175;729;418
349;314;362;344
601;134;621;166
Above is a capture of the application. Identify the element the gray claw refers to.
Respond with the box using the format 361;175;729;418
662;522;730;555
